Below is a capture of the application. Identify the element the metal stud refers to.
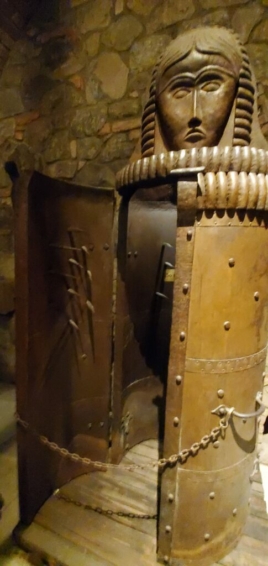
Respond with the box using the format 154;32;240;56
164;556;169;564
175;375;182;385
209;492;215;500
183;283;189;293
233;508;237;516
229;258;235;267
204;533;210;541
127;251;132;257
100;422;104;427
254;292;259;301
173;417;180;427
187;230;193;240
180;332;186;341
103;243;109;250
213;441;220;449
168;493;174;503
87;423;92;429
165;525;172;533
224;321;231;330
217;389;224;399
134;251;138;258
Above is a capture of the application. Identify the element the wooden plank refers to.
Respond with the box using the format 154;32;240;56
36;498;157;566
17;440;268;566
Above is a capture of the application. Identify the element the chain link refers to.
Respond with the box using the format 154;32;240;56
15;412;231;471
53;490;157;520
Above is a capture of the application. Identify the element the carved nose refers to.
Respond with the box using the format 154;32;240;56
188;89;202;128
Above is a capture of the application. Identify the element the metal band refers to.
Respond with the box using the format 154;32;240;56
185;346;267;374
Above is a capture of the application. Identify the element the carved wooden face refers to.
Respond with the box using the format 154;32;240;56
156;50;238;150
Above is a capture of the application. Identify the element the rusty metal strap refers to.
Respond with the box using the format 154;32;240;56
185;346;267;374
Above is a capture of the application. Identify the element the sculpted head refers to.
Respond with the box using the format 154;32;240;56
141;27;255;156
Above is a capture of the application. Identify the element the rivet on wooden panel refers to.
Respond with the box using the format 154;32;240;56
164;556;169;564
254;292;260;301
187;230;193;240
183;283;189;293
209;492;215;499
173;417;180;427
168;493;174;502
175;375;182;385
229;258;235;267
213;441;220;449
217;389;225;399
224;321;231;330
204;533;210;541
103;243;109;250
165;525;172;533
180;332;186;341
233;508;237;516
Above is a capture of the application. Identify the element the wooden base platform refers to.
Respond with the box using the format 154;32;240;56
16;440;268;566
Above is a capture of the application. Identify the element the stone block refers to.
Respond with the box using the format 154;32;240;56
0;119;15;141
147;0;195;33
129;128;140;140
69;75;85;90
108;99;140;119
44;131;71;163
127;0;160;16
251;19;268;43
70;140;77;159
115;0;124;15
102;15;143;51
111;118;141;133
25;117;52;153
130;35;171;73
200;0;248;6
71;105;108;137
232;2;264;43
85;76;100;105
94;52;129;99
15;111;40;130
101;133;134;162
74;162;115;188
77;137;103;160
247;44;268;82
45;160;77;179
85;33;100;58
76;0;111;33
0;89;25;119
179;10;230;33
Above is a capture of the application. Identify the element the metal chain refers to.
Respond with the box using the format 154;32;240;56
16;411;231;471
53;489;157;520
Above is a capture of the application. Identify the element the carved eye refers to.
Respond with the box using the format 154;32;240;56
201;80;222;92
172;87;191;99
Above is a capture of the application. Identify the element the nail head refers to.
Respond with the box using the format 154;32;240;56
224;321;231;330
217;389;224;399
175;375;182;385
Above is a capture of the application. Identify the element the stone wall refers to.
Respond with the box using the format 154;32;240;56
0;0;268;382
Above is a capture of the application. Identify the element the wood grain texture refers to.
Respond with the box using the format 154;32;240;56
16;440;268;566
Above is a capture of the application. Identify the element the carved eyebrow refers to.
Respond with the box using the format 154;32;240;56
158;73;195;94
195;65;236;81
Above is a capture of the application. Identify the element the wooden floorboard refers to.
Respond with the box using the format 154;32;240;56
17;440;268;566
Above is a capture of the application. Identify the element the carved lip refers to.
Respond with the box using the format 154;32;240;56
185;129;206;142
